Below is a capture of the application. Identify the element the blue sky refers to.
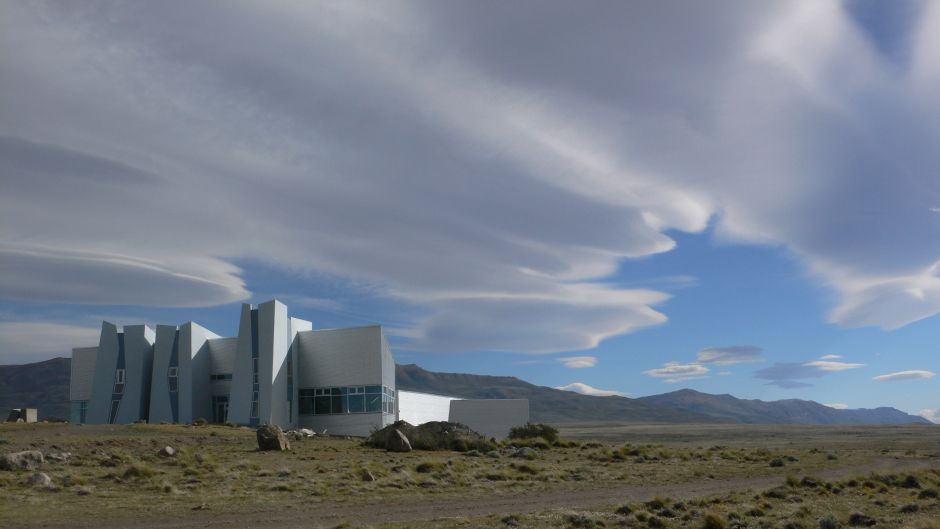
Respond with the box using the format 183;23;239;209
0;1;937;420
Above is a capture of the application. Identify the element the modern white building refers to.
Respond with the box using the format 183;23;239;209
70;298;527;437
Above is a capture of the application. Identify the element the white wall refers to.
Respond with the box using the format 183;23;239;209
449;399;529;439
228;304;254;425
397;390;457;425
148;324;178;424
69;347;97;401
295;325;395;436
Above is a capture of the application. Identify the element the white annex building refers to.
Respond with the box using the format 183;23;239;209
69;299;527;437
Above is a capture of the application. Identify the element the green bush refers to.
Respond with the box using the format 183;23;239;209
508;423;559;443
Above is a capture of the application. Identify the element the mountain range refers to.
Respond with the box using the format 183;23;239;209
0;358;929;425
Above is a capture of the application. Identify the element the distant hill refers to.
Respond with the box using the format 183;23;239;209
0;357;71;420
638;388;930;425
396;363;714;423
397;364;930;425
0;358;929;425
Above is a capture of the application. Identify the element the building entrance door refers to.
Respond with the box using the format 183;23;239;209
212;396;229;424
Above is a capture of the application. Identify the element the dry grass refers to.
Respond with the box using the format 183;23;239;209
0;421;937;528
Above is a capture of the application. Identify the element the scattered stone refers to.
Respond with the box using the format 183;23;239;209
0;450;44;471
299;428;316;437
27;472;52;488
194;453;205;463
360;469;376;482
386;429;412;453
256;424;290;451
192;503;209;511
158;446;176;457
75;485;94;496
288;430;304;441
511;447;537;460
46;451;72;463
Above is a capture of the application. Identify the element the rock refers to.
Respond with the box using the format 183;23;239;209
46;451;72;463
256;424;290;451
288;430;304;441
511;447;537;459
27;472;52;488
848;513;876;527
158;446;176;457
299;428;316;437
0;450;44;471
385;429;412;453
360;469;376;482
75;485;94;496
486;450;501;458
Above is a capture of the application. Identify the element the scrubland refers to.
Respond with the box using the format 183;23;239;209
0;422;937;528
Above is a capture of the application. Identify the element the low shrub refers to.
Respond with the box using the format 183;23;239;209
192;417;208;426
124;463;157;479
702;513;727;529
508;423;559;444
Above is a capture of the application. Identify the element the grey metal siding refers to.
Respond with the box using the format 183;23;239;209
449;399;529;439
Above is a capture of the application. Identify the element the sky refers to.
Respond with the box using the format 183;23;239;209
0;1;937;421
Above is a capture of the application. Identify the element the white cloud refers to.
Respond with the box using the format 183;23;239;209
819;354;842;360
0;322;99;365
802;360;865;372
696;345;763;365
873;370;936;382
919;409;940;424
558;356;597;369
555;382;626;397
643;362;710;383
2;1;940;356
825;403;849;409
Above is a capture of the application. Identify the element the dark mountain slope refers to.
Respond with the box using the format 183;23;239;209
0;357;71;420
638;388;930;425
396;363;715;423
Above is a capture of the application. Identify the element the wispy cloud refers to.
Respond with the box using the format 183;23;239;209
754;359;864;389
696;345;764;365
825;403;849;409
819;354;842;360
555;382;627;397
558;356;597;369
644;362;710;383
873;370;936;382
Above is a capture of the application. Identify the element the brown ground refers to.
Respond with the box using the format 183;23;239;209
25;457;939;529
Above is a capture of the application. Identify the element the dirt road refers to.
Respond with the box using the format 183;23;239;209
30;457;940;529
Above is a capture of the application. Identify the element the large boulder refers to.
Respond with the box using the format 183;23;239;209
386;429;412;452
256;424;290;451
1;450;45;471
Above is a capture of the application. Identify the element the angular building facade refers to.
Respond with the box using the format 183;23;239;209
69;299;395;436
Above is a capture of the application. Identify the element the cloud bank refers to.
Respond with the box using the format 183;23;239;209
558;356;598;369
696;346;764;365
643;362;710;384
555;382;626;397
3;1;940;353
0;322;100;365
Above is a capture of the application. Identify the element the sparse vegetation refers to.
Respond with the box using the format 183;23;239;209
0;422;937;529
509;422;559;444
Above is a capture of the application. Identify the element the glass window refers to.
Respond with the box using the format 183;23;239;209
109;400;120;423
331;394;346;414
348;394;365;413
365;385;381;394
113;369;126;394
299;396;313;415
250;400;259;418
314;396;331;415
168;376;178;393
366;394;382;413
